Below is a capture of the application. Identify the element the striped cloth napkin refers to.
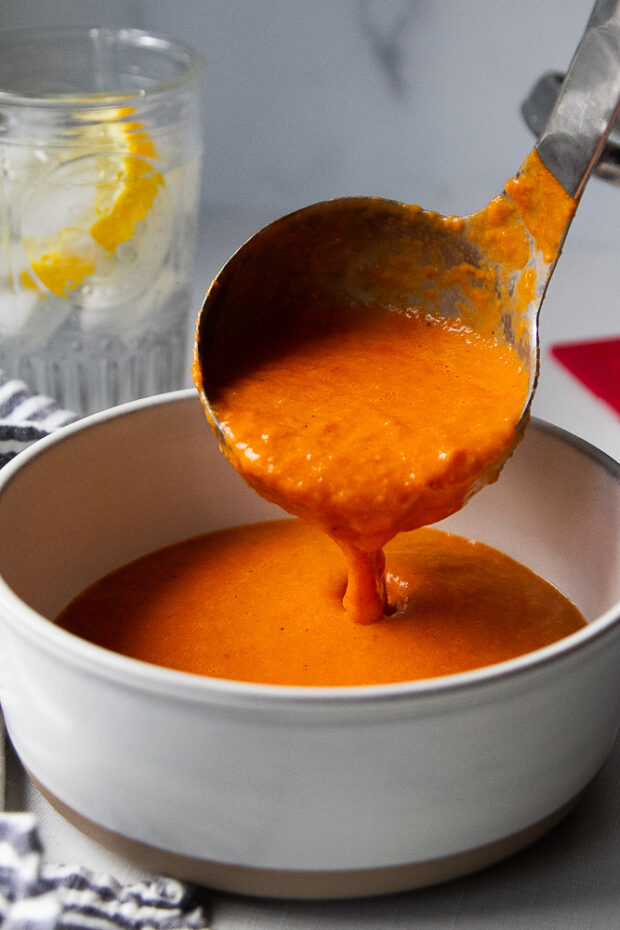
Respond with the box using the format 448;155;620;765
0;371;78;468
0;370;211;930
0;814;209;930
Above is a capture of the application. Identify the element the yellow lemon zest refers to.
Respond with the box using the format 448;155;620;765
19;269;45;294
31;250;96;298
90;120;164;253
27;108;164;297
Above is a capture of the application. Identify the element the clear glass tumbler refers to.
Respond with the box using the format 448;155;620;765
0;26;204;415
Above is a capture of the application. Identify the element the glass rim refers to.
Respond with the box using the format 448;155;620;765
0;24;205;108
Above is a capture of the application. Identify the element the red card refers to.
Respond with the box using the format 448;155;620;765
550;337;620;415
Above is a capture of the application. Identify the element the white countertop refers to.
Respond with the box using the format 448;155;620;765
5;204;619;928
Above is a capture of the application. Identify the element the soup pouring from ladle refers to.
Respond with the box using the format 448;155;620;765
193;0;620;623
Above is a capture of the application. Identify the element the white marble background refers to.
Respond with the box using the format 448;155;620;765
1;0;618;461
1;0;617;242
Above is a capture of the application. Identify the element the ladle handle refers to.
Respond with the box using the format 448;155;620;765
537;0;620;198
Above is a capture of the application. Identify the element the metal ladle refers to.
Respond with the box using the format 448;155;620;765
194;0;620;479
523;70;620;185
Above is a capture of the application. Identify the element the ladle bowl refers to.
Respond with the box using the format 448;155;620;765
196;191;544;437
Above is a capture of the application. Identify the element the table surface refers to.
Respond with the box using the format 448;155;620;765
5;205;620;928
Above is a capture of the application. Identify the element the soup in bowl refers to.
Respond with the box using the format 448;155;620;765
0;390;617;898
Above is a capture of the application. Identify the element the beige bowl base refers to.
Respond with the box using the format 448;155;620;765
32;774;579;900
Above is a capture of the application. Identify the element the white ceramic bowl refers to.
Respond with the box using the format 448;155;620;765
0;390;618;899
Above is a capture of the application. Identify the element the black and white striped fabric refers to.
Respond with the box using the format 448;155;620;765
0;371;78;468
0;813;210;930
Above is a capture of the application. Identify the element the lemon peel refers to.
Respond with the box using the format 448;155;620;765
26;108;165;298
90;120;164;253
31;250;96;298
18;269;43;293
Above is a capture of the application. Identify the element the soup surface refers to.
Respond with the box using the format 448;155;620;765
57;520;586;687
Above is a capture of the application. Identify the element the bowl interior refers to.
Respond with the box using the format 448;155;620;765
0;391;618;636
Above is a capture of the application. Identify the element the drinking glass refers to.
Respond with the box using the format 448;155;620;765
0;26;204;415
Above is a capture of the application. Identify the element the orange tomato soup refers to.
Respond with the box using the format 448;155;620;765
56;520;585;687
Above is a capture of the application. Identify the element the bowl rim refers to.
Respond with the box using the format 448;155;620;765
0;389;618;708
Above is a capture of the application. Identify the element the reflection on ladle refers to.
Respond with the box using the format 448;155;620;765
193;0;620;623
